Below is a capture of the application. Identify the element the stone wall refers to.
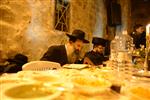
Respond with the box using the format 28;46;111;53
119;0;131;32
70;0;108;50
107;0;131;36
0;0;106;61
0;0;31;61
0;0;68;61
0;0;131;62
93;0;107;38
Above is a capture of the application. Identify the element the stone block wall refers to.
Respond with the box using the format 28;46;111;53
0;0;68;61
0;0;31;61
0;0;105;61
0;0;130;62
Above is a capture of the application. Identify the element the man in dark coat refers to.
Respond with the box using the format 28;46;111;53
41;29;89;66
0;53;28;73
130;24;146;49
83;37;108;65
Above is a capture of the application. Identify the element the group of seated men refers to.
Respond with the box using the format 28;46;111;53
41;29;109;66
0;29;109;73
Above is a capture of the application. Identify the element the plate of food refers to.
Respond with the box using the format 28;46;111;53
32;75;60;83
2;83;62;100
71;76;111;95
127;86;150;100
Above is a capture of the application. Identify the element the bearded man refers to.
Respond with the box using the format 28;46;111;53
41;30;89;66
83;37;108;65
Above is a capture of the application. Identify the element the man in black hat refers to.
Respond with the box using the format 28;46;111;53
83;37;108;65
41;29;89;66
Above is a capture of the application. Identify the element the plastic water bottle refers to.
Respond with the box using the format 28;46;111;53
118;31;133;62
117;31;134;74
110;35;119;68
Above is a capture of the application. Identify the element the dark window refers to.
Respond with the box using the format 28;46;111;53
55;0;70;32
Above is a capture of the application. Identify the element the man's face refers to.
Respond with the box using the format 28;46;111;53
136;27;144;34
68;39;84;63
95;45;104;54
72;39;84;54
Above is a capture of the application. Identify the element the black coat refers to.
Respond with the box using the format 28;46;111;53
0;54;28;73
84;51;108;65
130;31;146;49
41;45;68;66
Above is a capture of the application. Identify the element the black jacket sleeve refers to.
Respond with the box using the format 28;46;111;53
40;46;56;61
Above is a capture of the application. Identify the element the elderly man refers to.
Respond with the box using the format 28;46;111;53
41;29;89;66
83;37;108;65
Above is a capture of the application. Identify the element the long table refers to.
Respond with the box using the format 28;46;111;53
0;66;150;100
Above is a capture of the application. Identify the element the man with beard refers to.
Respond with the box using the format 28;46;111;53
83;37;108;65
40;29;89;66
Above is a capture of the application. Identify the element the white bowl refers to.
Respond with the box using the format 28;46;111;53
1;83;62;100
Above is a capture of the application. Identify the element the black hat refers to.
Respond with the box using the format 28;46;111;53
67;30;89;43
92;37;106;47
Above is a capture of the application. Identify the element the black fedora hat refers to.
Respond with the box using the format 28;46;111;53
92;37;106;47
67;30;89;43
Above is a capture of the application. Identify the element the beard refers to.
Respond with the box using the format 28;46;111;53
74;49;80;55
68;49;80;63
96;51;103;55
